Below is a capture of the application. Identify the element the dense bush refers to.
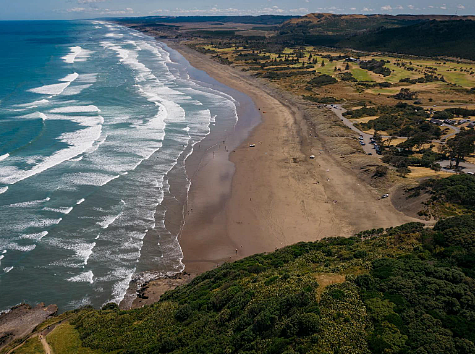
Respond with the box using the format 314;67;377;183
60;213;475;353
307;74;338;87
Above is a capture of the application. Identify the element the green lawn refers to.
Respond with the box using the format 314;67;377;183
11;337;45;354
350;67;374;82
385;62;418;83
442;71;475;88
46;323;100;354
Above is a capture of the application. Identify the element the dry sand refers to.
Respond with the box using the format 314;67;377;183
170;43;417;275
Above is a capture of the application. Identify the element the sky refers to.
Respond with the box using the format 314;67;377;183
0;0;473;20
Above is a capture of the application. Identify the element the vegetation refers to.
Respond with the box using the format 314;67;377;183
307;74;338;87
10;211;475;354
359;60;391;77
46;323;99;354
346;103;438;139
443;129;475;169
10;337;45;354
410;174;475;215
342;20;475;61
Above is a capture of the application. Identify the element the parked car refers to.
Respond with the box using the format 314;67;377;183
381;194;389;199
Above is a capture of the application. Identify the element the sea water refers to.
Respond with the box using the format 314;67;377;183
0;20;239;311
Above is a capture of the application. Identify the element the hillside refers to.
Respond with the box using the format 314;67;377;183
115;15;297;25
6;213;475;354
281;13;475;35
279;14;475;60
343;20;475;60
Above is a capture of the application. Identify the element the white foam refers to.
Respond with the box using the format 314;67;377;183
14;99;50;108
0;187;7;195
110;267;135;304
7;197;50;208
60;73;79;82
61;84;93;96
3;267;13;273
50;105;100;113
62;46;82;64
28;82;71;95
43;206;74;214
0;124;102;185
97;212;123;229
19;231;48;241
76;198;85;205
7;243;36;252
105;33;123;38
62;172;118;188
76;73;97;83
68;270;94;284
76;242;95;265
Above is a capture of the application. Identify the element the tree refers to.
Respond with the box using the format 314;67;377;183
397;166;411;177
374;165;389;178
445;129;475;169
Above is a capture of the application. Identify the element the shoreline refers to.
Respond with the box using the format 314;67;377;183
124;36;419;307
173;42;417;268
120;39;262;309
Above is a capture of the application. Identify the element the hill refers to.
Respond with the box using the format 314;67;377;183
114;15;297;25
6;213;475;354
343;20;475;60
281;13;475;35
279;14;475;60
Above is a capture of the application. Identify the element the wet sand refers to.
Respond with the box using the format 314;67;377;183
170;43;416;275
124;38;417;307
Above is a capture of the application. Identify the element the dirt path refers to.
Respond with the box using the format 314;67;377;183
39;334;52;354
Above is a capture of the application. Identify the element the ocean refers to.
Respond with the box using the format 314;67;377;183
0;20;240;311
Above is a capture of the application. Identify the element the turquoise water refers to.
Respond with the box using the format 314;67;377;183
0;20;239;311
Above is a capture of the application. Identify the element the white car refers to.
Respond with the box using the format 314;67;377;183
381;194;389;199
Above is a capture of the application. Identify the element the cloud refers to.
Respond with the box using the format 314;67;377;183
395;5;404;10
457;4;465;9
67;7;86;12
149;5;306;16
381;5;392;11
62;6;134;15
77;0;106;3
407;4;415;9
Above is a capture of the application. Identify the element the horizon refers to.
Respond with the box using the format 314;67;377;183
2;12;475;22
1;0;474;21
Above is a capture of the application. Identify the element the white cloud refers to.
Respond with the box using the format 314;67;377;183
150;5;302;16
407;4;415;9
381;5;393;11
67;7;86;12
77;0;106;3
395;5;404;10
63;6;133;15
457;4;465;9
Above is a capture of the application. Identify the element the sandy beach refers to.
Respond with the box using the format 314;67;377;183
127;39;418;307
171;44;416;272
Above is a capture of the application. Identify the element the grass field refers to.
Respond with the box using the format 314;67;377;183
350;66;374;81
11;337;45;354
46;323;100;354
